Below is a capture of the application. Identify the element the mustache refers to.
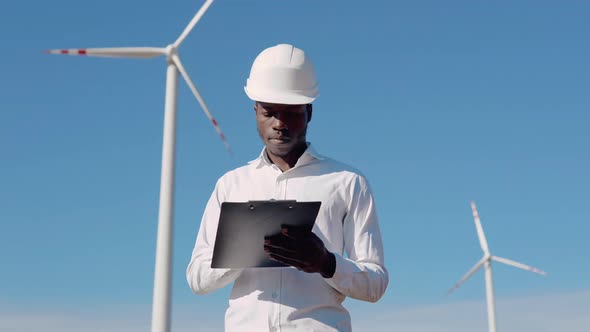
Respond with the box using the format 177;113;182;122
270;130;291;140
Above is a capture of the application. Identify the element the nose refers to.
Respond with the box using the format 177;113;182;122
272;113;288;130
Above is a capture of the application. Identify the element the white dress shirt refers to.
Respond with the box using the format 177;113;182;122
186;144;388;332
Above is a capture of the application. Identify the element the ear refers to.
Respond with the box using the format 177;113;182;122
307;104;313;123
253;102;258;114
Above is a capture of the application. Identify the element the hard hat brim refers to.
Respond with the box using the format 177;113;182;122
244;86;317;105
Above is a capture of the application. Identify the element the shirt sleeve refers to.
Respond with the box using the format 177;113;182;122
186;178;243;295
323;174;389;303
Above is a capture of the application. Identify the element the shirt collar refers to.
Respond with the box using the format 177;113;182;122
248;142;325;169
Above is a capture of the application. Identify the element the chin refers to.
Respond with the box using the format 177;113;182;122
268;148;291;157
266;144;293;157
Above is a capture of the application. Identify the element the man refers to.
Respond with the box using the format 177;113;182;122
186;44;388;332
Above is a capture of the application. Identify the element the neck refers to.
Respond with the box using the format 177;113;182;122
266;143;307;172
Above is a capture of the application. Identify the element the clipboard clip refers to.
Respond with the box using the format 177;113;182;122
247;200;297;210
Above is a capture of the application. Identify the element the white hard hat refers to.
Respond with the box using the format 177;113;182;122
244;44;319;105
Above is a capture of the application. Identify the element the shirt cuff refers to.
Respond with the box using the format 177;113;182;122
322;252;357;292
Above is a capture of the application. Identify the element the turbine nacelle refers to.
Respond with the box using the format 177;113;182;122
165;45;178;59
448;202;546;295
447;201;547;332
46;0;229;153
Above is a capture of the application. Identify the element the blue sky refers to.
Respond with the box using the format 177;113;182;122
1;0;589;331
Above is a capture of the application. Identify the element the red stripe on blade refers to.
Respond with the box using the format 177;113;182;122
60;50;68;54
78;50;87;55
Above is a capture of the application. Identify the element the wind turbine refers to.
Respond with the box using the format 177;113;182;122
448;201;546;332
47;1;228;332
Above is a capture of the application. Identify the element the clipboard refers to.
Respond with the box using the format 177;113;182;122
211;200;322;268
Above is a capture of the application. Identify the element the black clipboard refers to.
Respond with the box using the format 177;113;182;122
211;200;322;268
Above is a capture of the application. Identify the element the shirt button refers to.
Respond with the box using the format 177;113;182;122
271;292;278;299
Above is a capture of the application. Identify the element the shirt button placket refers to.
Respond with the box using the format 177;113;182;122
271;270;282;332
275;174;284;200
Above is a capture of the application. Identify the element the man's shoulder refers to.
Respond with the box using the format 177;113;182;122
313;154;367;178
216;161;258;183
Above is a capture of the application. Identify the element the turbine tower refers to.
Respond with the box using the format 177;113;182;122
448;201;546;332
47;1;228;332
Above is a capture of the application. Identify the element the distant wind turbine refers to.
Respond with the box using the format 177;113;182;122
47;1;228;332
448;201;546;332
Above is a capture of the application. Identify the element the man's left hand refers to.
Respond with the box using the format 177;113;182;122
264;225;336;278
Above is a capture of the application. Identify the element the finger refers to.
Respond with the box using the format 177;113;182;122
264;245;300;259
268;253;308;270
268;254;301;269
281;224;313;240
268;253;318;274
264;233;283;242
264;234;297;252
265;245;307;264
263;242;296;252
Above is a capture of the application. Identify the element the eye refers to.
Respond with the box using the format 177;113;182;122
285;111;305;119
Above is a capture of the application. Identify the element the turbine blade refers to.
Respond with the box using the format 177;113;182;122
45;47;166;59
171;54;231;153
471;201;490;254
447;257;486;295
492;256;547;276
174;0;214;48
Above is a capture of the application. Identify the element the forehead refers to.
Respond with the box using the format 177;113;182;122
256;102;307;113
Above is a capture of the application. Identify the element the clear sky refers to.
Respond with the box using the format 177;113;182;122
1;0;589;331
